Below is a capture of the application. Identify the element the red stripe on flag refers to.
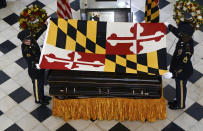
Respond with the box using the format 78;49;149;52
57;0;72;19
155;0;159;4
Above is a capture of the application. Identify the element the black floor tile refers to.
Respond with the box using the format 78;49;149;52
49;12;58;18
109;122;130;131
0;70;10;84
16;57;28;69
4;124;23;131
0;40;16;54
31;105;52;122
163;84;176;101
9;87;31;103
3;13;19;25
185;102;203;121
27;0;45;8
159;0;170;9
0;110;3;116
56;123;77;131
70;0;80;11
161;122;185;131
188;69;202;83
193;40;199;47
199;25;203;32
133;10;145;22
167;53;172;67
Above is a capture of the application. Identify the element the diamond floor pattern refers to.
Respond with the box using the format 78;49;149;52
0;0;203;131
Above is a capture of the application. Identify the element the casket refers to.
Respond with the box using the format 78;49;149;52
48;70;162;99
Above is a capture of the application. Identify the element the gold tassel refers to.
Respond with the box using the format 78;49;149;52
52;97;166;122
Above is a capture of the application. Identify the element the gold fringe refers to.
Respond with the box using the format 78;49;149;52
52;97;166;122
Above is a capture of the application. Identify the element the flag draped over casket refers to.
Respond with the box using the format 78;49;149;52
39;18;167;75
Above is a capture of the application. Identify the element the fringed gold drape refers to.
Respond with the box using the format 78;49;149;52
52;96;166;122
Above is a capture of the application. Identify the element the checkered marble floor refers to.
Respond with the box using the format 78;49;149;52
0;0;202;130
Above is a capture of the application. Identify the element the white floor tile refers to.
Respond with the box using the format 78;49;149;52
188;121;203;131
9;35;22;46
121;121;143;131
174;113;198;130
40;0;56;5
0;34;7;46
183;96;195;111
5;105;28;122
16;114;40;131
0;20;10;32
0;51;3;57
22;79;34;95
197;96;203;106
0;88;6;100
0;55;13;70
0;115;14;130
19;96;39;112
83;123;102;131
2;63;23;78
0;26;18;40
187;85;203;102
193;30;203;44
131;0;145;12
148;119;171;131
67;119;92;130
4;46;22;62
11;23;21;32
193;60;203;75
43;6;55;16
7;1;27;15
47;1;57;11
18;0;35;5
0;96;17;113
135;123;158;131
200;118;203;124
30;124;50;131
194;44;203;59
0;79;20;95
12;70;31;86
95;120;118;130
0;8;12;19
72;10;81;20
166;106;184;121
43;116;65;131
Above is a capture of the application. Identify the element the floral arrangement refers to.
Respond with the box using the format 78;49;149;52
173;0;203;29
19;5;48;33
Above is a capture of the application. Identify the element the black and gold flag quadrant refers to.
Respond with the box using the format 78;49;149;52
145;0;160;23
104;49;167;75
47;18;107;54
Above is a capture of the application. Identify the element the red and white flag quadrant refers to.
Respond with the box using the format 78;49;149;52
106;22;166;55
40;44;105;71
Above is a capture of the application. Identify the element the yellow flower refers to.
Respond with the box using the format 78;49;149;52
28;10;31;14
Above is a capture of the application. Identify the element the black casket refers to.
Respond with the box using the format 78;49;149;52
48;70;162;99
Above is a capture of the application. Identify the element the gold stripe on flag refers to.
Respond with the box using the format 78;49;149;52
87;21;97;43
66;35;76;50
58;18;68;34
46;21;58;46
145;0;159;23
147;51;158;69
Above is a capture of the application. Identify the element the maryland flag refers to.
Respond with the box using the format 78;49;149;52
39;18;167;75
145;0;160;23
